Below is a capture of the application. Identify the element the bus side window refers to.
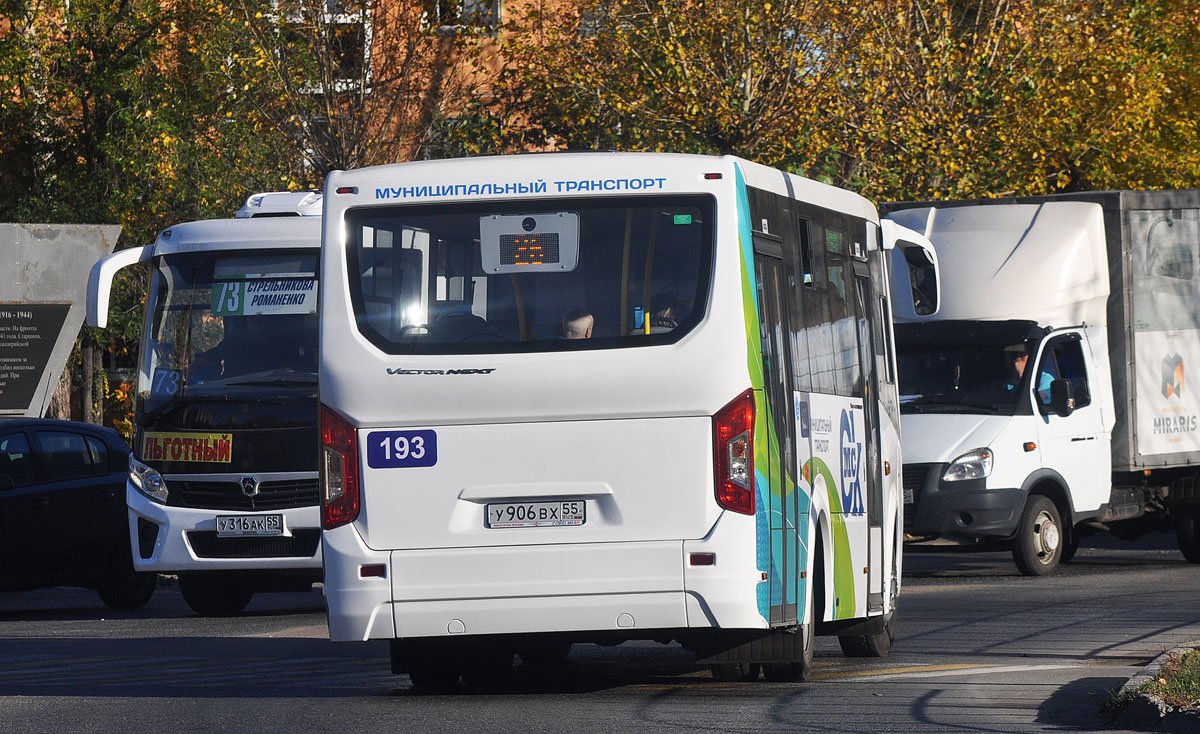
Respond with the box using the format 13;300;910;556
825;223;860;398
803;222;836;394
787;217;813;394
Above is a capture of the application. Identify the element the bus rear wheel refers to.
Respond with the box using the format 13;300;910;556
762;621;814;681
710;662;761;681
838;610;896;658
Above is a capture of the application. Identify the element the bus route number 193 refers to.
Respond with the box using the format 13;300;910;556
366;429;438;469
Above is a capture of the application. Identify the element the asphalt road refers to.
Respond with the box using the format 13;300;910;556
2;532;1198;733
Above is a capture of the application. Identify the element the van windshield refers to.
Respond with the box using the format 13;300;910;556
895;320;1041;415
344;195;714;354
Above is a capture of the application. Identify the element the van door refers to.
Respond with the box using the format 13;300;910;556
1032;331;1110;514
754;247;801;626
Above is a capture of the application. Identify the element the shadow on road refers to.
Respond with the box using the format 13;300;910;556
1036;675;1128;731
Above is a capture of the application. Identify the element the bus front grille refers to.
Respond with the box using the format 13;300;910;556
185;529;321;559
172;479;319;511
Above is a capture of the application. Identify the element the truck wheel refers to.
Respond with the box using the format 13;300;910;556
179;573;253;616
838;609;896;658
1176;514;1200;564
1012;495;1063;576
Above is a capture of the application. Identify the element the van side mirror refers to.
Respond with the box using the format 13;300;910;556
1050;379;1075;417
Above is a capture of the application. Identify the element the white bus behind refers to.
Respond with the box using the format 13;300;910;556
319;153;930;684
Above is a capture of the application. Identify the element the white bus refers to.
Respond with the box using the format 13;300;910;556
318;153;936;684
87;192;324;615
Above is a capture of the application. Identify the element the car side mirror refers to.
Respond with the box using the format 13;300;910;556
1050;379;1075;417
0;474;13;491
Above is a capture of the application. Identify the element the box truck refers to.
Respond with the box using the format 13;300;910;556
884;191;1200;575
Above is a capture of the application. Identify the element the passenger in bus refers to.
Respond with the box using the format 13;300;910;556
641;292;691;334
562;308;594;339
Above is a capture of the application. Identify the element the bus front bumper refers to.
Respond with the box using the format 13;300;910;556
127;483;323;573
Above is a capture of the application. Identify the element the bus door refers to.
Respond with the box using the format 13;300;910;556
853;261;886;613
753;241;802;626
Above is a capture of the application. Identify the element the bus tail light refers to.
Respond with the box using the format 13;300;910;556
321;405;360;529
714;389;755;515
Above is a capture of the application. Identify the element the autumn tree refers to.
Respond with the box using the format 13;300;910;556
0;0;297;425
207;0;493;183
831;0;1200;199
497;0;1200;199
498;0;863;166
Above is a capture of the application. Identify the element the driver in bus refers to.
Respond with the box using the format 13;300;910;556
562;308;594;339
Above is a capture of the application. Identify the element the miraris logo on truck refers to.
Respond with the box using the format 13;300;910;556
1163;353;1185;399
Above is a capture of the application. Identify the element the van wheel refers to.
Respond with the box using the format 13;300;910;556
1013;495;1063;576
179;573;253;616
710;662;761;681
1176;513;1200;564
839;609;896;658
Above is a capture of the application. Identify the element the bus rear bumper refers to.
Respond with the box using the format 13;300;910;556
323;523;769;642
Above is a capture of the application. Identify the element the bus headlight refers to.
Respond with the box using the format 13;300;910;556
129;455;169;503
942;448;993;482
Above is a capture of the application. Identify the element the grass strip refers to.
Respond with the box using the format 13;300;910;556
1138;648;1200;708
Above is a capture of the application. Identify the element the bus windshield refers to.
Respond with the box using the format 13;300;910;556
139;250;319;417
344;195;714;354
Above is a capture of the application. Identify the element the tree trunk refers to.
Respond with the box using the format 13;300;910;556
95;346;105;425
46;366;72;420
82;341;95;424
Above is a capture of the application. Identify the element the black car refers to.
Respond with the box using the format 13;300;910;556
0;418;156;608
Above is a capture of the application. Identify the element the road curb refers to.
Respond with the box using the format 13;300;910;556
1110;642;1200;732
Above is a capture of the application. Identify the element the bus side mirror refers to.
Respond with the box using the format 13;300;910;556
1050;380;1075;417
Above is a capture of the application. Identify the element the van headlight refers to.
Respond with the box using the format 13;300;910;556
129;455;169;503
942;448;993;482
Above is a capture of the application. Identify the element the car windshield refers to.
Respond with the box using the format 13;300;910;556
344;195;714;354
138;250;319;417
898;342;1032;414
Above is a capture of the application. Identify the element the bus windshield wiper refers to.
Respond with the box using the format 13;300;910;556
226;377;318;386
